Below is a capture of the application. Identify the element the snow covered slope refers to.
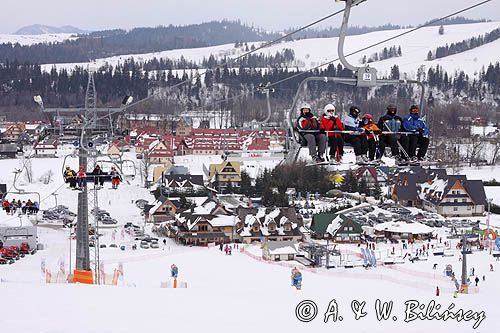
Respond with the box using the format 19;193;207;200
40;22;500;78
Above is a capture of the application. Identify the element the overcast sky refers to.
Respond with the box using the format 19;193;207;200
0;0;499;34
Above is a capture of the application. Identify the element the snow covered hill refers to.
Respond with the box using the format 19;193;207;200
0;33;75;46
39;21;500;78
3;21;499;78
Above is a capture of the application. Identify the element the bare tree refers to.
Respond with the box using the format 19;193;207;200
140;151;151;188
466;135;485;167
490;136;500;165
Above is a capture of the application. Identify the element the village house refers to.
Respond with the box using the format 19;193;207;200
175;119;193;137
147;139;174;164
169;198;236;245
144;195;180;223
309;213;363;243
33;138;58;157
107;143;122;159
208;161;241;190
161;174;205;193
355;166;389;186
419;176;486;217
391;167;486;217
235;207;303;244
373;221;434;241
262;241;300;261
1;123;25;142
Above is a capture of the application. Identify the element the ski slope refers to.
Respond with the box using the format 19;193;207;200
39;21;500;78
1;150;500;332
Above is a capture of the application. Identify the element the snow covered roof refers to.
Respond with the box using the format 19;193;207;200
264;241;299;255
374;221;433;235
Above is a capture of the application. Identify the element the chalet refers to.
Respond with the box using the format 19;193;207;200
419;176;486;217
208;161;241;190
147;140;174;164
144;195;180;223
175;119;193;137
374;221;434;240
355;166;388;186
310;213;362;243
391;167;486;217
107;143;122;159
391;167;448;206
235;207;303;244
34;138;58;157
162;174;205;193
2;123;25;142
169;198;235;245
262;241;300;261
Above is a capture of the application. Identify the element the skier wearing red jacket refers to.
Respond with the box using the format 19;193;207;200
320;104;344;162
296;102;327;163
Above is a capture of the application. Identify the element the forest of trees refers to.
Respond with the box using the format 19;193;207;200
428;27;500;60
1;53;500;127
362;45;402;64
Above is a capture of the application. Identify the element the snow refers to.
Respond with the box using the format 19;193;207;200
0;33;74;46
325;215;344;236
1;148;500;332
39;22;500;78
373;221;434;234
484;186;500;206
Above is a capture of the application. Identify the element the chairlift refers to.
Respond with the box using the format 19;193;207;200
285;0;426;166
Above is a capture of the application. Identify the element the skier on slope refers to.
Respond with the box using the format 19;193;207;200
343;106;369;164
296;102;327;163
319;104;344;162
402;104;430;162
291;267;302;290
110;166;122;189
360;114;382;162
171;264;178;279
377;104;409;164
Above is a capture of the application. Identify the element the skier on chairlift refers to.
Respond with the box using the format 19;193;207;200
403;104;430;163
110;166;122;189
377;104;408;164
343;106;369;165
320;104;344;162
296;102;327;163
360;114;382;162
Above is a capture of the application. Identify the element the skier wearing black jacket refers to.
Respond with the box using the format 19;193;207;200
377;104;409;162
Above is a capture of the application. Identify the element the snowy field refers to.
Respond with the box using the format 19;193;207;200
1;149;500;332
0;33;74;46
38;21;500;78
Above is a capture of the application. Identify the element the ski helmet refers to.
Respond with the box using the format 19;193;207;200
409;104;420;113
361;114;373;125
323;103;336;116
300;102;312;112
387;104;397;115
349;106;360;118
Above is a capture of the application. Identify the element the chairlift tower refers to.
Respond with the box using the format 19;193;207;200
34;66;134;284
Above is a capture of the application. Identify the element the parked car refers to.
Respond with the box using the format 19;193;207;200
140;240;150;249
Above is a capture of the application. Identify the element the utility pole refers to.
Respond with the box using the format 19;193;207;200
487;198;492;254
460;233;468;294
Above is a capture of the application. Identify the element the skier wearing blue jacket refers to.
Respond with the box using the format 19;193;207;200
343;106;369;164
403;105;429;161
